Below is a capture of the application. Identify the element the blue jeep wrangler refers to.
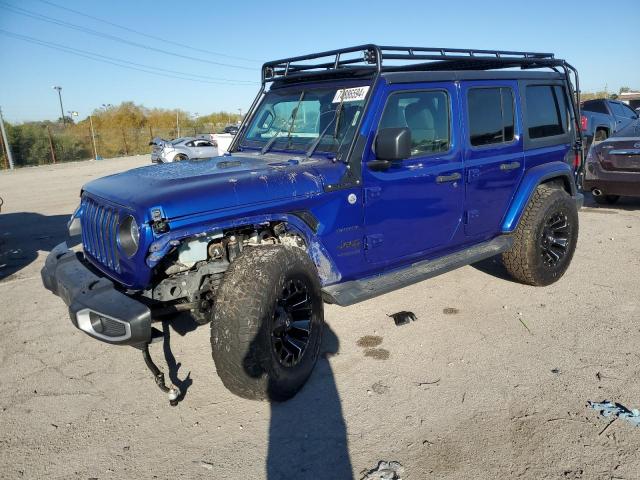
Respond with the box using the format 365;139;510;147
42;45;584;403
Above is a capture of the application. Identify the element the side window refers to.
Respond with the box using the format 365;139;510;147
468;87;515;147
582;100;608;114
525;85;566;139
609;102;627;118
378;90;450;157
624;104;639;118
185;141;195;147
618;103;637;119
553;86;570;132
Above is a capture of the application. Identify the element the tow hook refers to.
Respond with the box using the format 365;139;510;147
141;343;181;406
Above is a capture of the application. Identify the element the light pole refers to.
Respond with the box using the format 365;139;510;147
89;115;98;161
192;113;199;135
52;86;65;125
0;106;14;169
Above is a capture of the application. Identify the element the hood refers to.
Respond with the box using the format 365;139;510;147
83;154;330;221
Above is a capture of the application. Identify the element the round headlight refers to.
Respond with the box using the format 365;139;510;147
118;215;140;257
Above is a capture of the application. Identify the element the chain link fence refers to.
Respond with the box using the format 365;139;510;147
0;120;234;169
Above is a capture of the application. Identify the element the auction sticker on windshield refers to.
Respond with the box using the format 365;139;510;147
333;86;370;103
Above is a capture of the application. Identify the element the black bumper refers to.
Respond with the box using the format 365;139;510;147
41;242;152;346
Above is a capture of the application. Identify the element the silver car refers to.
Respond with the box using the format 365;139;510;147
150;137;219;163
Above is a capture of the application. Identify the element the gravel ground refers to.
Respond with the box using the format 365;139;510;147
0;155;639;480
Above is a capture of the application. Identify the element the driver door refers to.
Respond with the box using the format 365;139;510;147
362;83;464;265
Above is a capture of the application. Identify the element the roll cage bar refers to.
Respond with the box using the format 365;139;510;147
230;44;583;176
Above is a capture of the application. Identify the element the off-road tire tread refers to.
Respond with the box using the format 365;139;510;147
502;184;578;286
211;245;322;401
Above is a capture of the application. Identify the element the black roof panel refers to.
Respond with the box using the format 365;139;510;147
382;70;566;84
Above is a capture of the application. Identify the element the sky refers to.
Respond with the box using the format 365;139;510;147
0;0;638;123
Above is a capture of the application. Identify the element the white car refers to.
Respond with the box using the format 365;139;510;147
150;137;219;163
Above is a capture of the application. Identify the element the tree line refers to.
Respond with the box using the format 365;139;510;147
0;102;242;168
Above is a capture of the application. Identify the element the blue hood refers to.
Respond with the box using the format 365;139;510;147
83;154;331;221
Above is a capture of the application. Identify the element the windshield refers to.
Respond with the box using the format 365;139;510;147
239;84;370;156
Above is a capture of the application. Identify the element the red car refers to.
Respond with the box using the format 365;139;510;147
583;134;640;204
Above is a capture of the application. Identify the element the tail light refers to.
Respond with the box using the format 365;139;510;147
573;152;581;169
580;115;588;131
212;140;218;148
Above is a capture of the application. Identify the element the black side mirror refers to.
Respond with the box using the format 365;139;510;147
369;127;411;171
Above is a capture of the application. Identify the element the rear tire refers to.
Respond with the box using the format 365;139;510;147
593;194;619;205
174;154;188;162
502;184;578;286
211;245;324;401
594;129;608;142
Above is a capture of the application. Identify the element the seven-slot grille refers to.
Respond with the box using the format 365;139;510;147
80;196;121;272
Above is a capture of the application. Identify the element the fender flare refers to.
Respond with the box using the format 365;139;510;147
501;162;576;233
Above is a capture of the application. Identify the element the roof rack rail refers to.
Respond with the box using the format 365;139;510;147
262;44;566;84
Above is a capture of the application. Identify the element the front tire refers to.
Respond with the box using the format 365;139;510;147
211;245;324;401
502;184;578;286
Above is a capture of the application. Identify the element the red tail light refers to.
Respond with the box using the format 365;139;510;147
580;115;588;131
573;152;581;168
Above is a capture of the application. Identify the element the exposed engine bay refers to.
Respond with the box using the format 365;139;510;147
140;222;306;321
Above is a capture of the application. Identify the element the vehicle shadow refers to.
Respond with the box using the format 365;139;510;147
161;319;194;403
581;192;640;211
266;325;352;479
471;255;518;283
0;212;79;281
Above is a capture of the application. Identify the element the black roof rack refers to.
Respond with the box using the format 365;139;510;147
231;44;582;170
262;44;569;84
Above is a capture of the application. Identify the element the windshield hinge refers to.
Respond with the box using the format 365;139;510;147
150;207;170;234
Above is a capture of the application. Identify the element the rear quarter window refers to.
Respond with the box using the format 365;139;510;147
525;85;568;139
581;100;609;115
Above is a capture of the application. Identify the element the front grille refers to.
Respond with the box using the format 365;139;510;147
81;196;121;273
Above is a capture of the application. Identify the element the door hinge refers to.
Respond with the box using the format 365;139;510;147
465;210;480;224
364;234;384;249
364;186;381;204
467;168;481;183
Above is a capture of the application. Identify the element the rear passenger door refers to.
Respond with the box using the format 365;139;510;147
461;81;524;237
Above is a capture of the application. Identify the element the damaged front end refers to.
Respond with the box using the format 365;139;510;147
42;201;321;405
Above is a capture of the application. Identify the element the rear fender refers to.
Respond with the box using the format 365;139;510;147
501;162;576;233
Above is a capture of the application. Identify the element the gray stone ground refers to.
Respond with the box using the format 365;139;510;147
0;155;639;479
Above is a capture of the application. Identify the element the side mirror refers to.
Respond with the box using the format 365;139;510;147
369;127;412;171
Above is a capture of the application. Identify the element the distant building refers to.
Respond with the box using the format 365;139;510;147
618;91;640;110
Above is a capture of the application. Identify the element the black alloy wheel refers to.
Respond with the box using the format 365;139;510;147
540;211;570;267
271;278;313;368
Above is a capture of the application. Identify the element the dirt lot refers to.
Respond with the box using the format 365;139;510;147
0;156;639;480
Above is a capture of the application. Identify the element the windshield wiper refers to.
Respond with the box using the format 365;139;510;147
305;91;347;159
261;90;305;155
285;91;305;149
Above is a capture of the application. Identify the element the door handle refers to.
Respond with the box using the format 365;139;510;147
499;161;521;171
436;172;461;183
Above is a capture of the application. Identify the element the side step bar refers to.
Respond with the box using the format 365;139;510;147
322;236;513;307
